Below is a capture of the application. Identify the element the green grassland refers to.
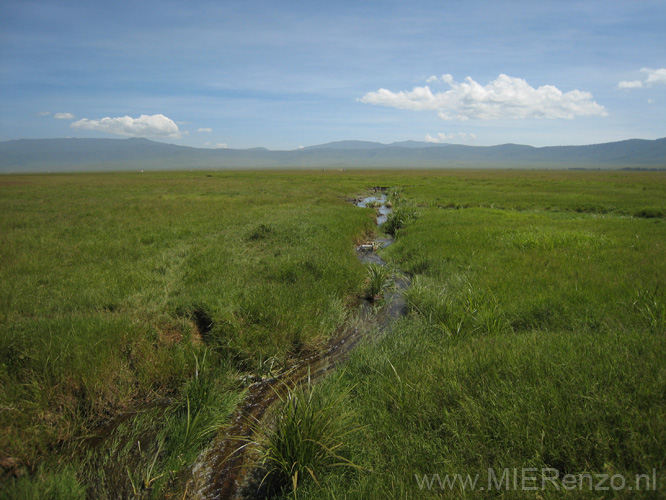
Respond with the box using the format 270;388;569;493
1;170;665;498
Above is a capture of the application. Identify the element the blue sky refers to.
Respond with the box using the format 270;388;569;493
1;0;664;149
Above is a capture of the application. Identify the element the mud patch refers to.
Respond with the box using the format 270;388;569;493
191;308;215;342
157;322;184;345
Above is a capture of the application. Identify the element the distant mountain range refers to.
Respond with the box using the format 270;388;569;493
1;137;665;172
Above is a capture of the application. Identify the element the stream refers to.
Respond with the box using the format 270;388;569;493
186;191;408;499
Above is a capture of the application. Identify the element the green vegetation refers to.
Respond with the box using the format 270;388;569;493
383;188;417;237
0;171;373;498
294;171;666;499
247;374;362;496
363;263;393;302
1;169;665;498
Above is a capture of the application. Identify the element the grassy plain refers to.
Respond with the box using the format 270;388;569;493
297;171;666;499
1;169;665;498
0;171;374;497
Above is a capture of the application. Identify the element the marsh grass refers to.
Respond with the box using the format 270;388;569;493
245;374;362;496
504;226;612;250
0;468;85;500
72;348;240;499
2;169;665;498
364;263;393;302
381;187;417;237
405;276;512;337
0;171;373;497
126;441;164;498
383;200;417;237
296;319;666;499
292;171;666;499
632;287;666;333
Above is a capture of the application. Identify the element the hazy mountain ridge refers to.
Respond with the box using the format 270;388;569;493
1;137;665;172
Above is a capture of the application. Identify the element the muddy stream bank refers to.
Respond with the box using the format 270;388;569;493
186;191;409;499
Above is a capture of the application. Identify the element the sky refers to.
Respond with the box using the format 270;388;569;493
1;0;665;150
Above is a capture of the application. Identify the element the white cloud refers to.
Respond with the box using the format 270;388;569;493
36;111;51;116
618;68;666;89
70;114;181;138
197;127;213;133
643;67;666;86
359;74;608;121
203;142;228;149
618;80;643;89
425;132;477;143
54;112;75;120
427;74;454;85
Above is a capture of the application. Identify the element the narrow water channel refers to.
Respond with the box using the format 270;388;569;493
186;191;408;499
355;193;391;225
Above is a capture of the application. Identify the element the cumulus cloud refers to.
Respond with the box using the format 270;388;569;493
54;112;75;120
197;127;213;133
618;68;666;89
359;74;607;121
643;67;666;85
425;132;477;143
618;80;643;89
428;74;454;85
70;114;181;138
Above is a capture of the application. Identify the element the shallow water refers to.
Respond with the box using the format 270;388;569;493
357;194;391;225
187;191;407;499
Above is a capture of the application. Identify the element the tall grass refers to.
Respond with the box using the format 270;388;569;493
296;319;666;499
0;468;85;500
405;275;512;336
633;287;666;333
383;189;417;236
364;263;393;302
2;169;665;498
75;348;240;499
291;171;666;498
247;375;362;496
0;171;373;497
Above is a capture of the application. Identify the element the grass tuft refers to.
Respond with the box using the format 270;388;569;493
248;375;362;494
632;287;666;333
364;263;393;301
382;187;417;236
0;468;86;500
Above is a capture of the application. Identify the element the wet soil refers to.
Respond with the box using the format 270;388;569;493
185;192;408;499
